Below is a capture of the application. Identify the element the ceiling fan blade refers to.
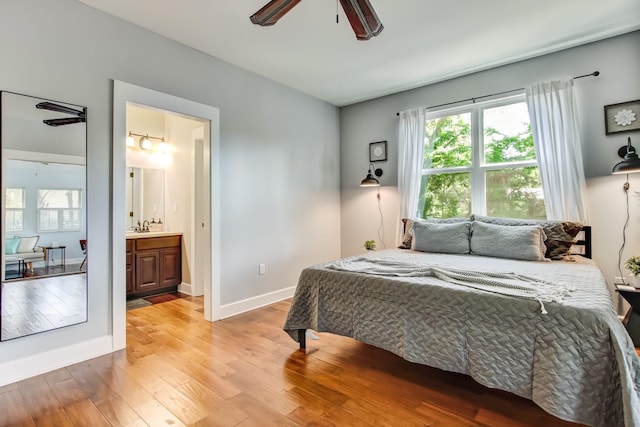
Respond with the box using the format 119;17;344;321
339;0;384;40
43;117;86;127
250;0;302;26
36;101;85;117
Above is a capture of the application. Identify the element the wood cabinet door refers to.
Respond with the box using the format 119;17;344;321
135;251;160;291
126;240;134;293
126;264;135;293
160;247;181;287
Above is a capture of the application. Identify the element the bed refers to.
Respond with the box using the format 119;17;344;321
283;217;640;427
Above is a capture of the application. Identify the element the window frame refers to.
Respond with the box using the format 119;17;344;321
36;188;83;233
420;93;541;218
5;187;26;234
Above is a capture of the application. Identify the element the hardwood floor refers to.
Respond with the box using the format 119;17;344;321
0;296;611;426
1;272;87;340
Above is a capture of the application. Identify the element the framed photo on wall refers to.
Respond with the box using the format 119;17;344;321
604;100;640;135
369;141;387;162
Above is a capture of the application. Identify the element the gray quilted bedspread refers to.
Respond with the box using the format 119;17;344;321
283;249;640;427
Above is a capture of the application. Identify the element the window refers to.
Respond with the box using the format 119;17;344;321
417;95;545;220
5;188;25;233
37;189;82;232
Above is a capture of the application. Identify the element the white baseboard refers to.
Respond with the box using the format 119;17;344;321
0;335;114;387
178;282;193;295
219;286;296;319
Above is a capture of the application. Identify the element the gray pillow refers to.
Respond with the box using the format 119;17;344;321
412;221;471;254
399;217;469;249
470;221;547;261
471;215;582;260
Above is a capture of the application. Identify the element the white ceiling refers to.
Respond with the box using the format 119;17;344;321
77;0;640;106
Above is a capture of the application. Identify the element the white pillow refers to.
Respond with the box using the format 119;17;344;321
17;235;39;253
412;221;471;254
470;222;547;261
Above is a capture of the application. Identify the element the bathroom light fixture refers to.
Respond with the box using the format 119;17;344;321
360;163;383;187
140;135;152;150
126;131;167;151
612;137;640;174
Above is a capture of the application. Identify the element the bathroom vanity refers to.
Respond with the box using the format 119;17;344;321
126;232;182;298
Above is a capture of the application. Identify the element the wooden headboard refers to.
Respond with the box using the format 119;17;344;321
573;225;592;259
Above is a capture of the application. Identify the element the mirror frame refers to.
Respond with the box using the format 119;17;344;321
1;90;88;341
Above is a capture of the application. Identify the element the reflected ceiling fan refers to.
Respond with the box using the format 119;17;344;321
250;0;383;41
35;101;86;127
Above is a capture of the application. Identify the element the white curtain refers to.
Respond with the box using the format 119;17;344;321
526;80;589;222
397;108;425;245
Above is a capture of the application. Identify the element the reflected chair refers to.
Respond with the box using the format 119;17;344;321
79;239;87;270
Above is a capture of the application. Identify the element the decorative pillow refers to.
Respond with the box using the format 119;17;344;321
5;237;21;255
399;217;469;249
472;215;582;260
17;235;39;253
412;221;471;254
470;221;548;261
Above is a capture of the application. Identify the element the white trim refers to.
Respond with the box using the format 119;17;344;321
0;335;112;387
2;149;86;165
112;80;221;350
178;282;193;295
218;286;296;319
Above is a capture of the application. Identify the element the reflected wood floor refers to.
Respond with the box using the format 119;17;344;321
0;296;621;426
1;272;86;340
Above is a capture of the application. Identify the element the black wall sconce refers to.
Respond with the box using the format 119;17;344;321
360;163;383;187
612;137;640;174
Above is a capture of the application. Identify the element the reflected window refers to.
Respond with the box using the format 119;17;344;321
5;187;25;233
37;188;82;232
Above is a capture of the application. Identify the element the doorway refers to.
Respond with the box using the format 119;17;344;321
112;81;221;350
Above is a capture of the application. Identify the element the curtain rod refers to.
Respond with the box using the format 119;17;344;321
395;71;600;116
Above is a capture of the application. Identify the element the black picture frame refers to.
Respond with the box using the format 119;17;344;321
369;141;387;162
604;99;640;135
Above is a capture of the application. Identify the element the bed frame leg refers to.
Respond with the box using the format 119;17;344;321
298;329;306;351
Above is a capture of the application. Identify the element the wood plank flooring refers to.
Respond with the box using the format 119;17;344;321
1;272;87;340
0;296;613;426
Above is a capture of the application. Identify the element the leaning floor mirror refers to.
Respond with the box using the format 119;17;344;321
1;91;87;341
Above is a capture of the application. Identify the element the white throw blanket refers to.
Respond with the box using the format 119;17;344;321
328;257;575;314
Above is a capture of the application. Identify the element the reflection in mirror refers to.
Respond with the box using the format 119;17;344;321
1;91;87;341
125;167;165;231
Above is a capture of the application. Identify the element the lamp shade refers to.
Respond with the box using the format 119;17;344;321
360;163;383;187
360;172;380;187
612;137;640;174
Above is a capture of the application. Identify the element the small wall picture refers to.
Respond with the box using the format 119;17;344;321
604;100;640;135
369;141;387;162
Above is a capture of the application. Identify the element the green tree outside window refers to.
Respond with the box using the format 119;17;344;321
418;100;546;220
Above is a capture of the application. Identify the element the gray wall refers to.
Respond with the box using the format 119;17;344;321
0;0;340;365
340;32;640;297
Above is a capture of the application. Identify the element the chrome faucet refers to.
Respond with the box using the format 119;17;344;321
142;220;150;232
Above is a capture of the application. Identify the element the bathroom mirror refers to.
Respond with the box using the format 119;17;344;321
125;167;165;230
1;91;87;341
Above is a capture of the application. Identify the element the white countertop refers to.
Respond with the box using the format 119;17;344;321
126;231;182;239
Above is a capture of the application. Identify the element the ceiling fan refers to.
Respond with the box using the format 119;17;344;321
250;0;383;41
35;101;86;127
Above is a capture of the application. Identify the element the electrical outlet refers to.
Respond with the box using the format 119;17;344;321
259;263;266;275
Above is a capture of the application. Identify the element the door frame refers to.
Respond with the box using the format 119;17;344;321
111;81;221;350
190;129;208;297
